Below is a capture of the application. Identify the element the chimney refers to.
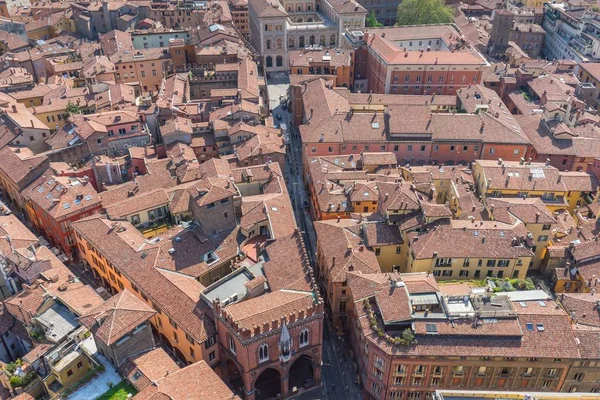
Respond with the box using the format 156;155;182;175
535;212;540;222
11;104;16;113
519;157;525;165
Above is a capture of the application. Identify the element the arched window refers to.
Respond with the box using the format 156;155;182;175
297;17;303;22
297;4;302;11
259;343;269;362
229;336;236;355
330;34;336;45
307;17;313;22
287;5;292;11
266;56;273;68
288;37;295;48
266;39;271;50
276;56;283;67
307;4;311;10
299;36;305;47
309;35;315;45
319;35;325;45
276;39;282;50
299;328;309;347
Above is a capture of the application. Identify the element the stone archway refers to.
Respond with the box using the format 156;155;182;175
288;355;314;392
172;346;187;365
224;359;244;394
254;367;281;400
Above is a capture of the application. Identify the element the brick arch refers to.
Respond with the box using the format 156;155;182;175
252;364;286;388
253;367;282;400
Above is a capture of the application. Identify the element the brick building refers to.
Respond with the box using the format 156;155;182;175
362;26;489;95
296;78;530;167
22;174;102;256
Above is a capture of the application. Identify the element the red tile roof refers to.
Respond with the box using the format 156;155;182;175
79;289;156;346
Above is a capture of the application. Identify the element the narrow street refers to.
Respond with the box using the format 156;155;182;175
266;74;362;400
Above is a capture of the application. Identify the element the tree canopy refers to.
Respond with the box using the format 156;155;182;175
65;101;81;116
366;11;383;28
396;0;454;26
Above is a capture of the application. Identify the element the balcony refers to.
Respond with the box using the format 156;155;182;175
545;10;560;22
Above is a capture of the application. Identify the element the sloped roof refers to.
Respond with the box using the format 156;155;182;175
79;289;156;346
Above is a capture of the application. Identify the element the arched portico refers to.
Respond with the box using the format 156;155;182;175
254;367;281;400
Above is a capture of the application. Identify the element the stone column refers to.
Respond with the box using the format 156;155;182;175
281;374;290;398
244;375;255;400
313;358;322;383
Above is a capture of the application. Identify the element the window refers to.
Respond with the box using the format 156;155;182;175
498;259;510;267
542;224;551;231
67;369;73;377
205;335;216;348
375;248;381;256
574;373;584;381
169;318;178;329
77;361;83;369
300;328;309;347
478;366;487;375
339;301;346;312
209;351;216;361
190;347;195;358
229;336;236;354
537;235;549;242
173;331;178;342
486;260;497;267
259;343;269;362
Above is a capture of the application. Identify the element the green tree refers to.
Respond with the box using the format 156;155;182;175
366;11;383;27
396;0;453;26
65;101;81;116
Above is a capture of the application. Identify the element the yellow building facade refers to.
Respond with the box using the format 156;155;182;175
73;231;218;366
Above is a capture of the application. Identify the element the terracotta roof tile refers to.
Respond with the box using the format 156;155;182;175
120;348;179;391
133;360;239;400
79;289;156;346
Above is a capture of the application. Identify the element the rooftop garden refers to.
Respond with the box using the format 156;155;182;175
4;359;36;389
363;298;416;347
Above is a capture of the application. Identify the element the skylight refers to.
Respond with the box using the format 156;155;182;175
526;323;534;331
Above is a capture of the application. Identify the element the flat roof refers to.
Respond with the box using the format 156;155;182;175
203;260;265;304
